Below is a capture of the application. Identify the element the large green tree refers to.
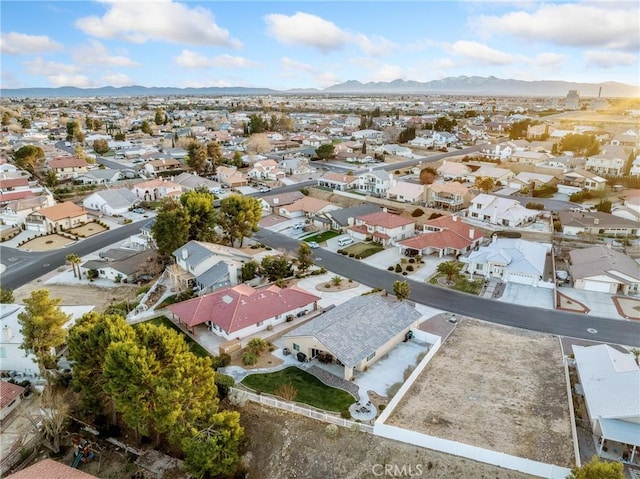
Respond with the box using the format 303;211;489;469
261;255;292;282
566;455;624;479
248;114;267;134
474;176;496;193
297;242;314;273
186;141;208;175
206;141;222;174
154;108;166;126
152;197;191;257
92;139;109;154
437;260;463;282
180;188;217;242
558;133;601;156
13;145;45;173
316;143;335;161
17;290;70;377
217;194;262;247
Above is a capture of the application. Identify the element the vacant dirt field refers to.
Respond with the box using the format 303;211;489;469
67;222;108;237
239;403;537;479
387;319;574;467
19;234;75;251
13;283;139;312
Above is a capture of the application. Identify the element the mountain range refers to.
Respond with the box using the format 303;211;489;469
2;76;638;98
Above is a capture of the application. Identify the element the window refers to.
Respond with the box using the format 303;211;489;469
293;343;300;351
0;347;6;358
366;351;376;361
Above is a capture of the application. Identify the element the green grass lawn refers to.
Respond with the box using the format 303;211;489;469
342;242;384;258
303;230;340;243
429;274;484;295
140;316;211;358
149;201;162;209
242;366;355;412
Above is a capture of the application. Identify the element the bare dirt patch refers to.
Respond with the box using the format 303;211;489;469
19;234;75;251
387;319;574;467
239;402;536;479
13;283;139;312
229;351;284;370
314;279;359;293
67;222;108;237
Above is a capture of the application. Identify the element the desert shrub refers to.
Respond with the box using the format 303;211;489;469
242;352;258;366
395;264;402;273
228;389;248;407
378;404;386;411
388;266;394;271
214;373;235;398
525;202;545;210
325;424;339;438
349;253;355;258
402;271;408;275
408;258;415;263
274;383;297;401
411;208;424;217
211;353;231;369
340;409;351;419
406;265;414;272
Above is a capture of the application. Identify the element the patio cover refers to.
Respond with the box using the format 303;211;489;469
599;418;640;447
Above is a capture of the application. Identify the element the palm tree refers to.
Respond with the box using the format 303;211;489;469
331;275;343;286
66;254;81;279
437;260;463;283
393;280;410;301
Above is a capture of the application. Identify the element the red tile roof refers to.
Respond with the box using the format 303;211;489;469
0;177;29;188
6;459;98;479
399;216;482;251
0;381;25;409
36;201;86;221
168;284;320;333
0;191;35;202
49;156;89;169
356;211;415;229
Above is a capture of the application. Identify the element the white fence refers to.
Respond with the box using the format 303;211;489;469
230;387;373;433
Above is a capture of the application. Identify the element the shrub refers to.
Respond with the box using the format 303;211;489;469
214;373;235;398
274;383;298;401
211;353;231;369
406;265;414;272
340;409;351;419
402;271;408;275
525;202;545;210
349;253;355;258
495;230;521;238
242;352;258;366
388;266;394;271
336;249;343;254
378;404;386;411
325;424;339;438
411;208;424;217
395;264;402;273
408;258;415;264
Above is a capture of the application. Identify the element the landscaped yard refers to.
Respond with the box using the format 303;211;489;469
429;273;484;295
141;316;211;358
67;221;108;237
340;241;384;258
242;366;356;412
303;230;340;243
19;233;76;251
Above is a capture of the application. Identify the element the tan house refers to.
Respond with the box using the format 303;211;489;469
283;295;423;380
569;245;640;295
25;201;88;233
348;211;416;245
217;166;248;188
143;158;183;176
316;172;359;191
437;160;471;180
48;156;91;179
278;196;339;218
131;179;182;201
425;182;470;212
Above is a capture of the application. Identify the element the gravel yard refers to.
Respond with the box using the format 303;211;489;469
387;318;574;467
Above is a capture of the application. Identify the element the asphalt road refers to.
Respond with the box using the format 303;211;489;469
255;228;640;347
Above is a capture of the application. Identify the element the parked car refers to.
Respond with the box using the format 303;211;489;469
307;241;319;249
132;207;145;214
293;222;305;229
258;186;271;193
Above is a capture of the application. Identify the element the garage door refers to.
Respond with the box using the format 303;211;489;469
583;280;612;293
507;273;534;286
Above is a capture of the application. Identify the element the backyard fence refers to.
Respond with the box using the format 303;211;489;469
229;387;374;434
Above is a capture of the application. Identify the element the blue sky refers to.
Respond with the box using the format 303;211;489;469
1;1;639;90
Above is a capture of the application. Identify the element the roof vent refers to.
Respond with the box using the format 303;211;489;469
222;295;234;304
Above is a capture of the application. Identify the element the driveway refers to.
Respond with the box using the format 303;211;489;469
360;247;401;269
498;283;555;309
556;286;624;320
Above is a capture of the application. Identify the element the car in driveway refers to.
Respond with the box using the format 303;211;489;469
258;187;271;193
132;207;145;214
307;241;319;249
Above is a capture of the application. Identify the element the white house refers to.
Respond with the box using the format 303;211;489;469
376;144;413;157
247;160;286;181
585;146;628;177
467;194;542;227
131;179;182;201
386;181;425;203
629;155;640;176
355;170;394;196
348;211;416;245
83;188;140;216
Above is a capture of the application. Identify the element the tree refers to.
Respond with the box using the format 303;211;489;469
154;108;165;126
2;111;11;126
419;167;437;185
17;290;70;378
248;114;267;134
180;189;217;242
316;143;335;161
558;133;601;156
66;253;82;279
595;199;612;213
475;176;496;193
13;145;45;173
152;197;191;257
66;120;84;143
241;260;259;281
20;117;31;129
140;120;152;135
0;286;14;304
297;242;314;273
508;119;532;140
206;141;222;173
437;260;463;282
260;255;292;282
32;386;69;453
393;280;410;301
331;275;343;286
181;411;244;479
398;127;416;143
92;138;109;154
566;455;624;479
186;141;208;175
218;194;262;247
246;133;271;154
434;116;456;133
45;170;58;187
114;131;126;141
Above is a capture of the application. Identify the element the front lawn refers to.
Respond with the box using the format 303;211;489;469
341;242;384;258
141;316;211;358
303;230;340;243
429;274;484;295
242;366;355;412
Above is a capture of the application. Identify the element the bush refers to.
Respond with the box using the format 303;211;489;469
214;373;235;398
388;266;394;271
340;409;351;419
395;264;402;273
211;353;231;369
525;202;545;210
349;253;355;258
402;271;408;275
411;208;424;217
378;404;386;411
495;230;521;238
336;249;343;254
408;258;415;264
406;265;414;272
242;352;258;366
325;424;339;438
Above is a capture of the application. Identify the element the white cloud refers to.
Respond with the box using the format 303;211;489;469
356;34;396;57
73;40;139;67
369;64;406;83
24;57;81;76
279;57;340;87
101;73;134;86
48;74;93;88
0;32;63;55
175;50;258;69
446;41;515;65
264;12;350;53
477;3;639;50
584;50;637;68
75;0;241;47
530;52;565;69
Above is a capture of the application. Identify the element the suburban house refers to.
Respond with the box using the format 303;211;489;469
74;168;123;185
467;166;515;185
386;181;425;203
131;179;182;201
0;193;55;228
283;295;423;380
0;381;26;421
376;144;413;157
0;175;31;196
398;215;483;257
630;155;640;176
546;155;586;171
611;190;640;222
568;245;640;295
167;284;320;339
508;172;557;191
278;196;338;219
467;194;542;227
143;158;183;176
585;145;628;176
5;458;99;479
280;157;311;176
611;129;640;148
316;172;358;191
25;201;88;233
461;237;553;287
572;344;640;463
558;211;639;237
172;172;220;192
314;203;382;231
217;166;248;188
258;191;305;215
0;303;94;376
82;188;140;216
425;182;470;212
508;151;552;165
81;249;159;283
167;240;252;295
437;160;471;180
558;169;607;193
355;170;394;196
408;136;433;148
48;156;91;179
247;160;286;181
348;211;416;245
336;151;375;164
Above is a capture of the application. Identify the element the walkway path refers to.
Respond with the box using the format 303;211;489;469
304;365;359;398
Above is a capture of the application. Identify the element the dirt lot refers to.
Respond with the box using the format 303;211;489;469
387;319;574;467
13;283;139;312
67;222;108;237
19;234;75;251
239;403;537;479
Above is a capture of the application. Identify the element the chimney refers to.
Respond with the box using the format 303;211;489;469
182;248;189;260
594;218;599;225
273;197;279;205
383;207;388;213
469;228;475;240
452;215;457;222
492;234;497;244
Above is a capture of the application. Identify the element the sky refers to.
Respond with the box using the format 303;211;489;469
1;0;639;90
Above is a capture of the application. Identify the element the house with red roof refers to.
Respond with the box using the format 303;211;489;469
316;172;358;191
398;215;484;258
25;201;88;233
48;156;91;179
348;211;415;246
167;284;320;339
131;178;182;201
0;381;26;421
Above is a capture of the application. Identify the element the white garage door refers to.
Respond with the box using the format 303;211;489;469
507;273;535;286
583;280;612;293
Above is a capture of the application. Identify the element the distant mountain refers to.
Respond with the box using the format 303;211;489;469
322;76;639;97
2;76;638;98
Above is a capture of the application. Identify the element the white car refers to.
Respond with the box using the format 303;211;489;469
307;241;319;249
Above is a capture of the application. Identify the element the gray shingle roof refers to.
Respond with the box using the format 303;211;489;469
93;188;139;209
285;295;421;367
196;261;231;289
323;203;382;227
